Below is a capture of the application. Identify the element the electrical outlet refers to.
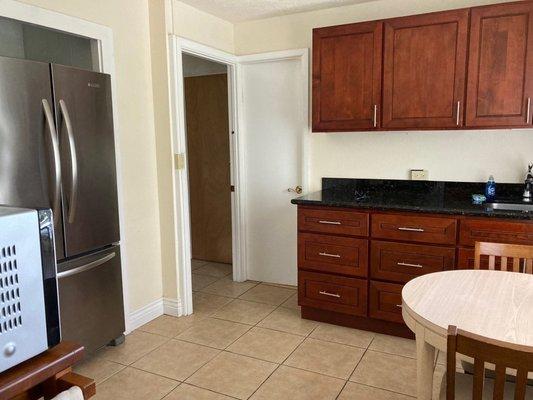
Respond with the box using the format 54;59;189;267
411;169;429;180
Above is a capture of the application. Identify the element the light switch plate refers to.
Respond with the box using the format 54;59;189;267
411;169;428;180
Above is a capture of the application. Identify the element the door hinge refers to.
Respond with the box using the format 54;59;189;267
174;153;185;170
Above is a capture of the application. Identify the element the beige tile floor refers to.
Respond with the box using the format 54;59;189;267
75;260;449;399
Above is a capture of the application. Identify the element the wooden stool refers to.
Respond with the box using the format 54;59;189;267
0;342;95;400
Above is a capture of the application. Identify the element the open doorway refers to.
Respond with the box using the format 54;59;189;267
181;54;234;307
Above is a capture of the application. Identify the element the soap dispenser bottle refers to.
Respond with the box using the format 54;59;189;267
485;175;496;201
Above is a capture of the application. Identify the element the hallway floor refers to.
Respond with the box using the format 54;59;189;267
74;262;448;399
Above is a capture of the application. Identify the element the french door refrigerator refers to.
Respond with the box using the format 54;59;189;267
0;55;125;352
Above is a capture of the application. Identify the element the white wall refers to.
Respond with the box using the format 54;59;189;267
172;0;234;53
234;0;532;191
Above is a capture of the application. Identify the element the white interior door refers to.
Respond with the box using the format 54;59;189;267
240;51;308;285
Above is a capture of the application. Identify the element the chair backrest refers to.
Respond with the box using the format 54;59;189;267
447;325;533;400
474;242;533;273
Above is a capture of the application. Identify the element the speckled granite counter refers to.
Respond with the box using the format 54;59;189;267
291;178;532;219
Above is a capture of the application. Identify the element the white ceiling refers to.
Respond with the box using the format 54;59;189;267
180;0;381;23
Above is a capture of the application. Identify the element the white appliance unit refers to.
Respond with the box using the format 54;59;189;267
0;207;60;373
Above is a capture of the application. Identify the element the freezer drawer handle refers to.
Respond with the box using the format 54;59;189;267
42;99;62;226
58;252;116;279
59;100;79;224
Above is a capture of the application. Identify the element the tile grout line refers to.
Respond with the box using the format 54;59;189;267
335;336;375;399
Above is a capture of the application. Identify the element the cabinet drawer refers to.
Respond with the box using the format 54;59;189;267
457;248;505;270
369;281;404;323
298;271;367;316
298;207;369;236
298;233;368;277
372;213;457;245
371;241;454;283
459;218;533;247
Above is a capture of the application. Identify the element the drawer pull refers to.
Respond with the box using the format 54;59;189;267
318;220;341;225
396;304;403;308
398;227;425;232
319;252;341;258
397;262;423;269
319;290;341;298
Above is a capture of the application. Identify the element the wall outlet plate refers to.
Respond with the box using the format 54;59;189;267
411;169;429;180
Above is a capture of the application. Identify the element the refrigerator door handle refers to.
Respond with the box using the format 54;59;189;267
42;99;62;225
57;252;116;279
59;99;79;224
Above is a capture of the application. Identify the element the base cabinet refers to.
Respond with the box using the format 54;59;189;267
297;205;533;337
369;281;404;324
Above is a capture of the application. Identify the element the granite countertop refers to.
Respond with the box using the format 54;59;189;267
291;178;533;220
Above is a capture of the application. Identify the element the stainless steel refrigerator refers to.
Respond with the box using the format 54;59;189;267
0;55;125;352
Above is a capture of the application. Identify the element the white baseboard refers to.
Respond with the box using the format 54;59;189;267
127;298;164;333
126;297;183;333
163;297;182;317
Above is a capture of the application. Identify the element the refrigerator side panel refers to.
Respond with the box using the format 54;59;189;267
51;65;120;258
0;56;65;259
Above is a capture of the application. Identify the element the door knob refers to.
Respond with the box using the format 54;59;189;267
288;186;303;194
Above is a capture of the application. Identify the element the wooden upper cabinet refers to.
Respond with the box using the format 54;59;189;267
312;21;382;132
382;10;469;129
466;2;533;128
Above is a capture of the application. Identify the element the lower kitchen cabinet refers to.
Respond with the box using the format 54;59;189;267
298;270;367;316
369;281;404;324
296;205;533;338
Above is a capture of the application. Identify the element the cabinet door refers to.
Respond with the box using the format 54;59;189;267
382;10;469;129
312;21;382;131
466;2;533;128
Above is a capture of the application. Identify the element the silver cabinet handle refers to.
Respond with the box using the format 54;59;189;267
319;252;341;258
58;252;116;279
396;304;403;308
373;104;378;128
319;290;340;298
456;101;461;126
42;99;62;226
398;227;425;232
59;100;78;224
318;220;341;225
527;97;531;124
397;262;423;268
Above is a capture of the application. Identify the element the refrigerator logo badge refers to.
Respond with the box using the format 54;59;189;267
87;82;100;88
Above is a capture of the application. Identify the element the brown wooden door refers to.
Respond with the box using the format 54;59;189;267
185;74;232;264
466;2;533;128
382;10;469;129
312;21;382;132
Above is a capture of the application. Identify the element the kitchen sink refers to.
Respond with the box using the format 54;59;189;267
485;202;533;212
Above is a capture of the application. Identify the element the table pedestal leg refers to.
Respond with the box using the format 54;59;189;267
416;331;435;400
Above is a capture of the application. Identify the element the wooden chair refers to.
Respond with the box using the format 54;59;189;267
446;325;533;400
474;242;533;273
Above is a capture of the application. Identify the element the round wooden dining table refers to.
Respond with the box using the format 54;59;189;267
401;269;533;400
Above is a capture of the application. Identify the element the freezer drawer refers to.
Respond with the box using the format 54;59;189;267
57;245;124;352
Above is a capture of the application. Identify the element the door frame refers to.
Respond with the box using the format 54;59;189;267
0;1;132;329
169;36;244;316
169;38;309;315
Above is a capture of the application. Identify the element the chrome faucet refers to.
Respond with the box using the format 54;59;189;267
524;163;533;202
